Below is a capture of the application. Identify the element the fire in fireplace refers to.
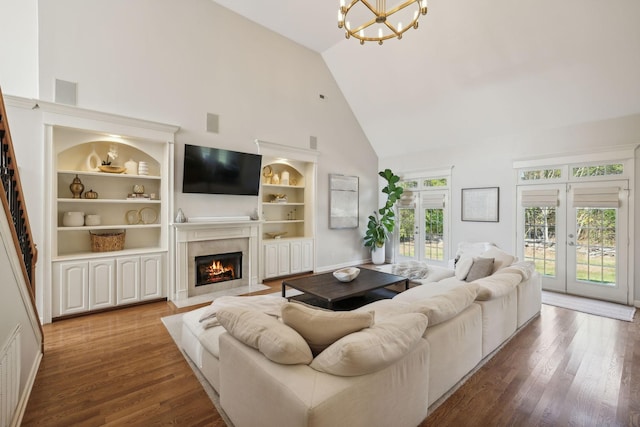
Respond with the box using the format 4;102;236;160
195;251;242;286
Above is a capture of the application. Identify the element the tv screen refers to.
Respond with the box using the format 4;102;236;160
182;144;262;196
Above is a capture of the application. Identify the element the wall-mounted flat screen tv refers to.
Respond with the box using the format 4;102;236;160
182;144;262;196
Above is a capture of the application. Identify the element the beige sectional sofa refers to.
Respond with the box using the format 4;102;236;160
180;243;541;427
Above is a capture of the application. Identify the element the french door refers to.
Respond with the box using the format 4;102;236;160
517;181;629;304
396;190;449;265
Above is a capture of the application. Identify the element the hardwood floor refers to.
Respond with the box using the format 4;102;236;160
23;282;639;427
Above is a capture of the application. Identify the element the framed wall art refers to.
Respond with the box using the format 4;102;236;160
461;187;499;222
329;174;359;229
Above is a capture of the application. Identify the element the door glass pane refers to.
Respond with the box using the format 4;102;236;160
575;208;616;285
398;208;415;258
523;207;557;277
424;208;444;261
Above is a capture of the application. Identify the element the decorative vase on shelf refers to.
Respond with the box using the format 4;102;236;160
69;174;84;199
86;147;101;172
124;158;138;175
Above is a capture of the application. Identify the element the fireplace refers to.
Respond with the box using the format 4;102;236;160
173;219;261;302
195;251;242;286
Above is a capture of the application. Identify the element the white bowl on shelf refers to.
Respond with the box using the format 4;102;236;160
62;211;85;227
333;267;360;283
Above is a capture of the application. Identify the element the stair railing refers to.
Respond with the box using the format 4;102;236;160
0;86;40;323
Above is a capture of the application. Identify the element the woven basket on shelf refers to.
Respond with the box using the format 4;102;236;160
89;230;126;252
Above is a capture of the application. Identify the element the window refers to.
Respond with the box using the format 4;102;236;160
572;163;623;178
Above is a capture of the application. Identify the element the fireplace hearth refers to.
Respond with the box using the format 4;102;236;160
195;251;242;286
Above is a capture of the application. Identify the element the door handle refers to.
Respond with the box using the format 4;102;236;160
568;242;575;246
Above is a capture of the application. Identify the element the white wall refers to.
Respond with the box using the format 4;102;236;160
32;0;379;273
382;113;640;304
0;0;38;97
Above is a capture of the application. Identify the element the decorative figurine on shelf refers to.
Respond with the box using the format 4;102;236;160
272;173;280;185
175;208;187;223
69;174;84;198
133;184;145;194
84;189;98;199
262;165;273;184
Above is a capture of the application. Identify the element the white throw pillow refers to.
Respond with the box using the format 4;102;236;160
455;255;474;280
481;246;516;273
216;307;313;365
281;302;374;355
309;313;428;376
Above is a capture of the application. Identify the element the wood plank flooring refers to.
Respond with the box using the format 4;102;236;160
23;281;639;427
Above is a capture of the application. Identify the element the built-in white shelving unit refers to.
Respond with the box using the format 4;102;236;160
44;104;178;319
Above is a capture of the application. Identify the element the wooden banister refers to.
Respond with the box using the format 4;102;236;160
0;86;41;336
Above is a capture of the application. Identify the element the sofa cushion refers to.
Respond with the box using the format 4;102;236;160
216;307;313;365
411;284;479;327
309;313;428;377
474;272;523;300
494;260;535;280
393;278;466;302
481;246;516;273
281;302;374;355
454;255;474;280
354;299;417;320
465;257;495;282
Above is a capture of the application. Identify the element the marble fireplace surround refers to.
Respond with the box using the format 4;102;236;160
173;218;262;302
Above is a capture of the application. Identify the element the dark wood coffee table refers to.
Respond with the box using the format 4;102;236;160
281;268;409;310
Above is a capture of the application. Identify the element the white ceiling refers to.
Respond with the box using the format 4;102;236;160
212;0;640;158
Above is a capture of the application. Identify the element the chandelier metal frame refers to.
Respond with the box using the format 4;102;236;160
338;0;428;45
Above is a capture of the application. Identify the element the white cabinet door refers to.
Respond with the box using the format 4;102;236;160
117;257;140;305
264;243;280;279
290;240;302;274
301;239;314;272
277;242;291;277
140;254;163;300
55;261;89;316
89;259;115;310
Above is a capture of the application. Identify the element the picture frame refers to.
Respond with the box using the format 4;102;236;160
329;174;359;229
461;187;499;222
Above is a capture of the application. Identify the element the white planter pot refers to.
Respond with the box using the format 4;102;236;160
371;244;385;265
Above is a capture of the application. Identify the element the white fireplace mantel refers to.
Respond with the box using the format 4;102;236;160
172;220;262;301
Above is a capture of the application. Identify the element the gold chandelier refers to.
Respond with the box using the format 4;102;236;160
338;0;428;45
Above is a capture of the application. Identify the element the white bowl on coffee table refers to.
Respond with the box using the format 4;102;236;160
333;267;360;283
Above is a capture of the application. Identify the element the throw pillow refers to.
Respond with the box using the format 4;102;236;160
198;294;287;322
481;246;516;274
454;255;474;280
465;257;495;282
281;302;374;355
309;313;428;377
216;307;313;365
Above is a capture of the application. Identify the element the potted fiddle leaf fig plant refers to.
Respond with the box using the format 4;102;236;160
364;169;403;264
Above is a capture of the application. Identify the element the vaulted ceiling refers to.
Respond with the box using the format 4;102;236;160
212;0;640;158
